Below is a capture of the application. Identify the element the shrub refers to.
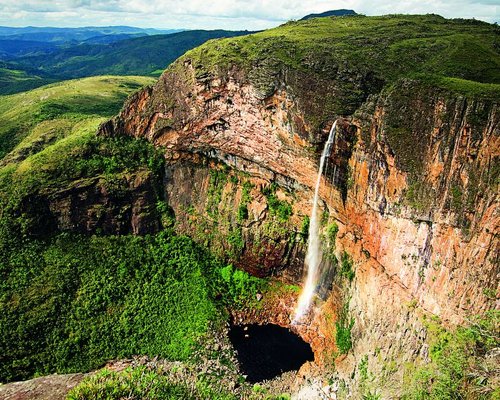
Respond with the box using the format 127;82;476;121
327;222;339;246
359;355;369;382
236;180;254;223
300;215;310;239
206;169;228;217
362;392;381;400
227;227;244;257
237;204;249;222
156;200;175;228
402;311;500;400
216;264;264;307
340;251;355;282
67;367;193;400
335;301;354;354
262;183;293;222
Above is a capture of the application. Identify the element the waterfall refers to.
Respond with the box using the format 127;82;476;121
293;120;337;323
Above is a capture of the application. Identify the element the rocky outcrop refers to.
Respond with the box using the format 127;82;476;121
21;169;161;237
99;39;499;397
0;373;89;400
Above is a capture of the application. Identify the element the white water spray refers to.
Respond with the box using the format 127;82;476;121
293;120;337;323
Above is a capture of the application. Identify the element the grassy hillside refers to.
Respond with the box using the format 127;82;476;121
188;14;499;83
0;66;56;96
0;75;155;160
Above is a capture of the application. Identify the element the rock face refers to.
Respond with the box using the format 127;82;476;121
20;169;161;237
46;170;161;236
99;34;499;397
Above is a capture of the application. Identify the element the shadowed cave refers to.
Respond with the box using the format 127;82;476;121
229;324;314;383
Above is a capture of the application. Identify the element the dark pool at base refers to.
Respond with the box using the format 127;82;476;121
229;323;314;383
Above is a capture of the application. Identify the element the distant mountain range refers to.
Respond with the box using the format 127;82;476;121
0;28;252;94
0;26;180;44
300;9;357;20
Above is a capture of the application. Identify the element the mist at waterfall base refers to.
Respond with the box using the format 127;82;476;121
293;121;337;323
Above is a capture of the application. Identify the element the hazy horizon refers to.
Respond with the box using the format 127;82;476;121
0;0;497;31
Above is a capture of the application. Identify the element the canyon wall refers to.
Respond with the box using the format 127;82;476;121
97;56;498;394
96;53;498;396
101;57;498;312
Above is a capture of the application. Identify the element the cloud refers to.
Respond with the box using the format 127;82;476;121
0;0;497;29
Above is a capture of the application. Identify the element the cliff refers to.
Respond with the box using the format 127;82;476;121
98;14;499;396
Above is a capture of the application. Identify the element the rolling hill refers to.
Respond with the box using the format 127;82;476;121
0;75;155;160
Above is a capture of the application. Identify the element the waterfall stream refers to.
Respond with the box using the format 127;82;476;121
293;120;337;323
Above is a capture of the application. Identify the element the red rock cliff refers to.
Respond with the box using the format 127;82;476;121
99;48;499;397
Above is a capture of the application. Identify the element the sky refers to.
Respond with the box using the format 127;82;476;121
0;0;497;29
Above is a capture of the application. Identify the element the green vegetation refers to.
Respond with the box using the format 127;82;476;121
217;264;264;307
340;251;355;282
0;76;165;248
0;130;165;238
323;221;339;260
300;215;310;239
412;73;500;99
0;75;155;159
0;230;264;383
206;169;228;217
67;367;194;400
237;204;249;221
403;311;500;400
1;232;210;381
326;222;339;246
251;384;291;399
405;181;431;211
67;365;240;400
157;200;176;228
227;227;245;258
359;355;369;382
362;392;381;400
358;354;376;397
450;184;463;209
482;288;496;300
262;183;293;222
237;180;253;223
335;300;354;355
